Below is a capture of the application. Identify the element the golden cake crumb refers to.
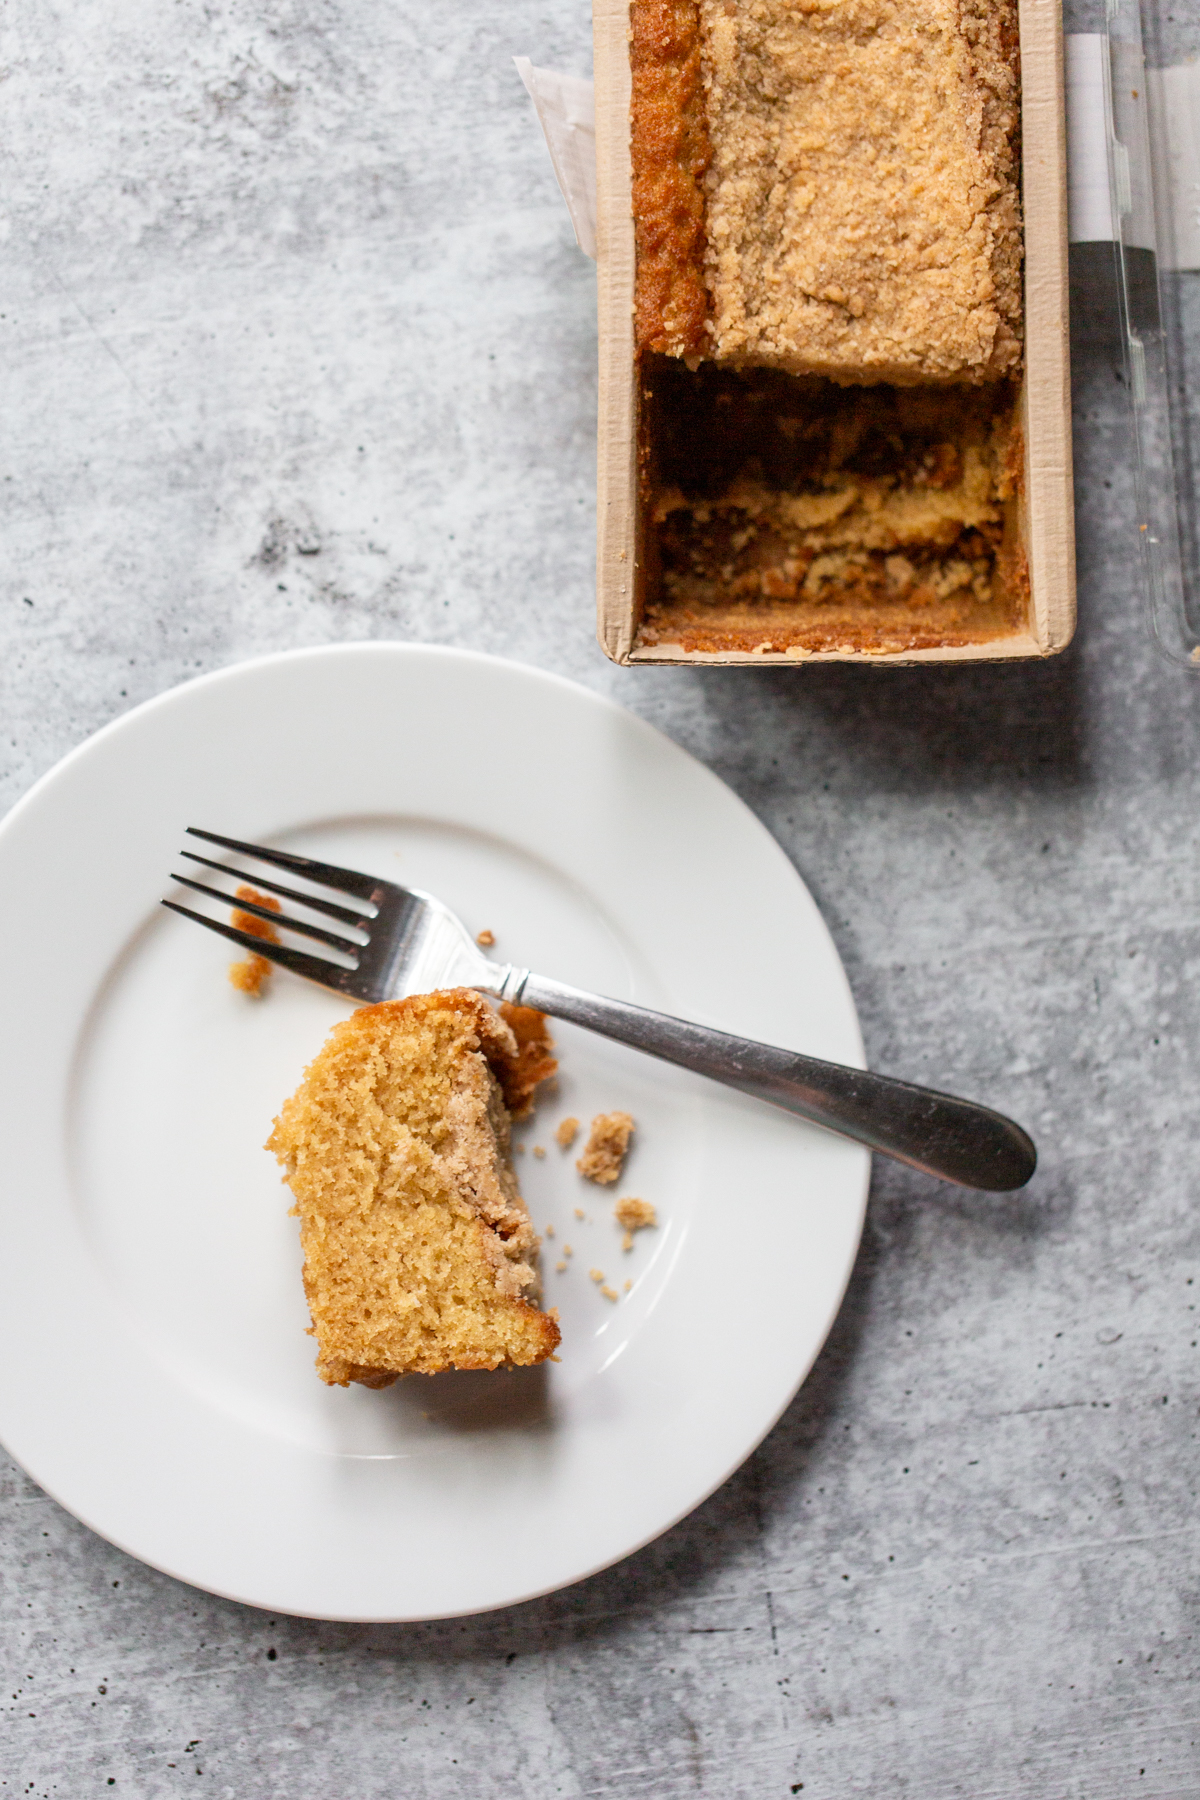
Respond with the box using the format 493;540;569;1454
601;1286;619;1302
545;1223;555;1238
556;1260;567;1273
590;1268;605;1284
533;1145;546;1159
624;1279;633;1293
615;1196;658;1233
616;1196;657;1251
556;1117;580;1149
266;990;560;1384
228;885;282;995
578;1112;636;1185
476;928;495;948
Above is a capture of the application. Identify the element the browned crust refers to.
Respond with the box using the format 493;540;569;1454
497;1002;558;1120
962;0;1024;376
337;1363;403;1390
635;603;1023;657
631;0;710;357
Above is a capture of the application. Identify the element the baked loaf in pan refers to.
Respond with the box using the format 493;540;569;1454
624;0;1030;658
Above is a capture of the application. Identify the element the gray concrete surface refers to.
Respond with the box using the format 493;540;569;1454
2;1;1198;1795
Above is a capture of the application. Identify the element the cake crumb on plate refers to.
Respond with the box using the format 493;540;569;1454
475;928;495;947
533;1145;545;1159
578;1112;635;1184
615;1196;657;1231
589;1268;605;1284
556;1116;579;1149
600;1286;618;1302
616;1196;657;1251
228;885;282;995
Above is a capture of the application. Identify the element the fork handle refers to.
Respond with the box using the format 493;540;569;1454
509;974;1035;1192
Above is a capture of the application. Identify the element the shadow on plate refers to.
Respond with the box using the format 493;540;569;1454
381;1362;554;1435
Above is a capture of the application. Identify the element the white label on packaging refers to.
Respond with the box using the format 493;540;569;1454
1065;33;1200;266
514;58;597;259
1067;34;1118;243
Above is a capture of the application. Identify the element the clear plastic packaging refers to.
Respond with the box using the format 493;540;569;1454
1106;0;1200;664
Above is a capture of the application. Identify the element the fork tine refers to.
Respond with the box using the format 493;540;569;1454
185;828;382;901
170;875;366;955
180;852;370;927
161;901;362;993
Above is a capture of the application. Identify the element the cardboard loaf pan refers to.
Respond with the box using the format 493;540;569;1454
593;0;1076;666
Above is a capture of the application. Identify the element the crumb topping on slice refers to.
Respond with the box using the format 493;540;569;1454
697;0;1022;381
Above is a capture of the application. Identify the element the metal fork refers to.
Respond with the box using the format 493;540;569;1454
163;828;1037;1192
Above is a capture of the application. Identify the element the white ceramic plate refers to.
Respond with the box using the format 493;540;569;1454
0;644;867;1621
